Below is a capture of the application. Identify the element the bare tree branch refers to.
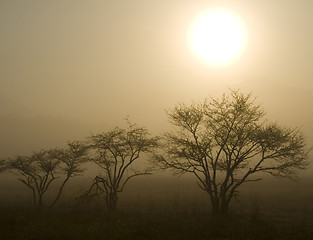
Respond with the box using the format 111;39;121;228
156;89;310;215
86;119;159;211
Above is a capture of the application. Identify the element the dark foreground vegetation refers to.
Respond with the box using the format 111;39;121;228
1;203;313;240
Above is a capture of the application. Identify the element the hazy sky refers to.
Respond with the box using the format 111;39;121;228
1;0;313;158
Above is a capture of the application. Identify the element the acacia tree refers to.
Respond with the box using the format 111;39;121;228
0;159;8;172
155;90;310;215
9;141;87;210
86;121;158;211
48;141;88;208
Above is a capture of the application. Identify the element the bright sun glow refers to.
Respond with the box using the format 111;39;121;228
190;9;246;65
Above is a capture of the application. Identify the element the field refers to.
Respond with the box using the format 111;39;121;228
1;175;313;240
1;203;313;240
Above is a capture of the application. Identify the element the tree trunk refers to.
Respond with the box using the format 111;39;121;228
210;197;220;215
37;195;43;212
209;194;230;215
106;191;118;212
49;175;70;208
220;200;229;215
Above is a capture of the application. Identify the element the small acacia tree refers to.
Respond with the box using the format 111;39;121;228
0;159;8;172
86;121;158;211
9;141;87;210
155;90;310;215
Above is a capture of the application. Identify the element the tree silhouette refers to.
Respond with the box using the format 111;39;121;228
48;141;88;208
9;141;87;210
0;159;8;172
155;90;310;215
85;121;158;211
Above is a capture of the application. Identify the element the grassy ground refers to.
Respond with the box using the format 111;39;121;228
1;203;313;240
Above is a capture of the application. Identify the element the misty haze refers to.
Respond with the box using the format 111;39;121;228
1;1;313;240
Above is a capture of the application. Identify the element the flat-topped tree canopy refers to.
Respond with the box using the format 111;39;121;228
86;120;159;211
9;141;88;210
156;89;310;214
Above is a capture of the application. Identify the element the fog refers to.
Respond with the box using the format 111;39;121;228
1;0;313;211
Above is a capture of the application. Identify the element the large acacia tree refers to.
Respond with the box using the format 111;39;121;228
86;121;158;211
156;90;310;215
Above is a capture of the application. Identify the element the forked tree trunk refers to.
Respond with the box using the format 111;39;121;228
211;203;230;215
49;175;71;208
209;195;230;215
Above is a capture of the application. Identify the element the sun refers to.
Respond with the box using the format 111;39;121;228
190;9;246;65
